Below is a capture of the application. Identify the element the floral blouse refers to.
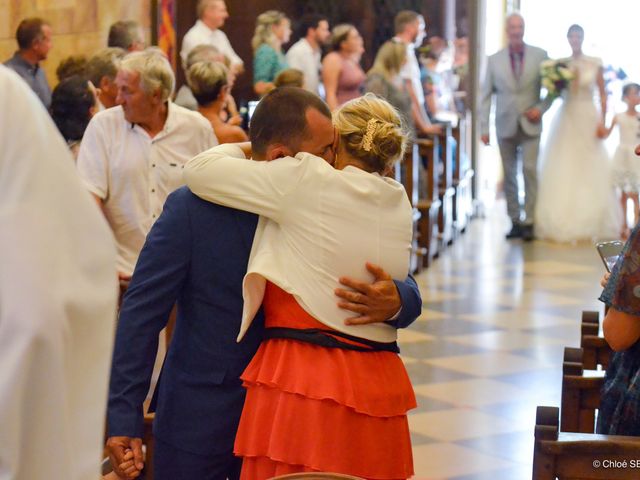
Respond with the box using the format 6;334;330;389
598;223;640;435
253;44;288;86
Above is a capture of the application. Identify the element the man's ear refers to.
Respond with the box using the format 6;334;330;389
265;144;294;161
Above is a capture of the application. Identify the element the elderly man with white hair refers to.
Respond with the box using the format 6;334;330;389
77;49;217;279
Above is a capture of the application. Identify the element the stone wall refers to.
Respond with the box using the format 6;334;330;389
0;0;151;87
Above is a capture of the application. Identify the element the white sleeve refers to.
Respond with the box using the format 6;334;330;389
184;144;312;222
76;116;110;200
216;32;243;68
180;29;196;67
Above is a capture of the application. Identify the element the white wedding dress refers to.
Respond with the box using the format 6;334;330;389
535;55;621;242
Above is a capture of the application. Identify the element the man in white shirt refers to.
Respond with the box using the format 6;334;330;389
393;10;441;135
285;14;330;96
0;65;118;480
77;50;217;278
180;0;243;73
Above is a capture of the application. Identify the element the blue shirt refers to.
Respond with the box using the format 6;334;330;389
4;52;51;108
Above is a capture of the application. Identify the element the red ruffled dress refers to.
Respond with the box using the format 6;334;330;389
234;281;416;480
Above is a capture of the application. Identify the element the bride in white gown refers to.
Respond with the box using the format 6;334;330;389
535;24;621;242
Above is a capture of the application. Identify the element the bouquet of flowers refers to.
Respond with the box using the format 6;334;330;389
540;59;575;98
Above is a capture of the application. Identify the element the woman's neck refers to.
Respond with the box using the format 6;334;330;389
571;50;583;58
198;101;224;125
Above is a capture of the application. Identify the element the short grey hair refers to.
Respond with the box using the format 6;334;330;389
186;44;222;69
108;20;142;50
86;47;126;86
120;50;175;102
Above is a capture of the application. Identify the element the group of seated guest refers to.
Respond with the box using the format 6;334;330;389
1;4;472;477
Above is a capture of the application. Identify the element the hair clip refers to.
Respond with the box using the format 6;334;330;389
362;118;377;152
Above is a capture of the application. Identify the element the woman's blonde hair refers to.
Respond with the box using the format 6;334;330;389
186;61;228;106
251;10;288;52
330;24;355;52
333;93;409;172
274;68;304;88
368;41;407;80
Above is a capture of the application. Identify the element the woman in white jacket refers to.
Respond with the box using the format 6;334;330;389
185;92;416;480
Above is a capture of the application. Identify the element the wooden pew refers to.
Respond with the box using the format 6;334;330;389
561;347;604;433
533;405;640;479
436;124;455;247
416;138;441;267
581;311;612;370
450;111;474;236
396;142;423;274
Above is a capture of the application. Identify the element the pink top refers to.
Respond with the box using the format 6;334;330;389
327;52;366;106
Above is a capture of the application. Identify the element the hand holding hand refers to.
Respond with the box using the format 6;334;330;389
106;436;144;479
524;107;542;123
480;134;490;145
335;263;401;325
596;123;608;139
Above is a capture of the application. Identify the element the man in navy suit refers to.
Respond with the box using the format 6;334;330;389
106;87;422;480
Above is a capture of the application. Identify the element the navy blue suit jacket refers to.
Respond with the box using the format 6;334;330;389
107;187;422;457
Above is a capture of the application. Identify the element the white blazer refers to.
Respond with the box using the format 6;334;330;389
184;144;413;342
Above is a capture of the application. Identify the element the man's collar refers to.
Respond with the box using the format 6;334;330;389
196;19;217;34
128;101;174;137
12;52;39;71
509;43;525;54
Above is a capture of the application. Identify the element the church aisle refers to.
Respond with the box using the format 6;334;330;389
402;207;606;479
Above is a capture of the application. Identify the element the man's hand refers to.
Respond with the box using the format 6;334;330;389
524;107;542;123
106;436;144;479
480;134;490;145
335;263;401;325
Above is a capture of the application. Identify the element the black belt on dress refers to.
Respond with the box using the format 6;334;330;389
263;327;400;353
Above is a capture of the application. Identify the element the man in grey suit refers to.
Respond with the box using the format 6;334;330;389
480;13;552;241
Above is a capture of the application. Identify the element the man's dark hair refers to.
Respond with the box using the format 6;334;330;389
249;87;331;156
56;55;88;82
394;10;421;35
108;20;140;50
50;75;95;142
16;18;47;50
567;23;584;37
296;14;327;39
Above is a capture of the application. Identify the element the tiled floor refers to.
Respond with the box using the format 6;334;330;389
403;206;607;479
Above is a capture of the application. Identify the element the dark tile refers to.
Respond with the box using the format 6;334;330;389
399;339;490;359
494;368;561;391
511;344;566;365
410;393;457;413
405;362;476;385
409;431;438;446
455;431;534;465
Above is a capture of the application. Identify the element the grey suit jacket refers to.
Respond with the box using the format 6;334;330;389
480;44;552;139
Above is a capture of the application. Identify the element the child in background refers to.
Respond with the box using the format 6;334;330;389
606;83;640;238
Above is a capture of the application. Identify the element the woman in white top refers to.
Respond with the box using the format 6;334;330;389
185;93;416;479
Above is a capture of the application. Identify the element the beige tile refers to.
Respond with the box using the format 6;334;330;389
424;353;552;377
411;442;515;479
443;332;566;353
522;260;597;276
416;309;450;321
399;329;434;344
400;355;420;365
458;310;576;330
409;408;527;441
413;378;529;407
421;289;465;304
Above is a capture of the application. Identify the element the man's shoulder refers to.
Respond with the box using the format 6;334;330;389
168;186;257;221
526;45;547;57
87;106;127;133
287;39;309;56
